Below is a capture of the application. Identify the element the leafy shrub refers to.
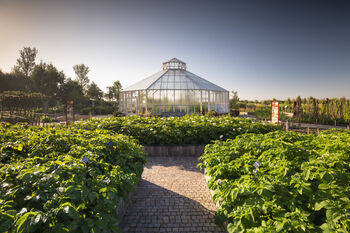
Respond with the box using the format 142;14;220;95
41;115;52;123
74;115;281;145
199;130;350;232
0;123;146;232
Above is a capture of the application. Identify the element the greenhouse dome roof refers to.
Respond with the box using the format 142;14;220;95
123;58;228;92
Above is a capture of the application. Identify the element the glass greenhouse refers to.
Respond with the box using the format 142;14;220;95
120;58;229;116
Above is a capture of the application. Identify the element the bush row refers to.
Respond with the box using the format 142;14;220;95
74;115;281;145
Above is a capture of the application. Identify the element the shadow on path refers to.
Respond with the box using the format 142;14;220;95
120;157;226;233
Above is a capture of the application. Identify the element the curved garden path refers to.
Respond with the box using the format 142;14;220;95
120;157;226;233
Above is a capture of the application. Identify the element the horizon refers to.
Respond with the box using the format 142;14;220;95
0;0;349;100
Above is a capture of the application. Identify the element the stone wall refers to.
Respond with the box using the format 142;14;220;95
143;145;206;157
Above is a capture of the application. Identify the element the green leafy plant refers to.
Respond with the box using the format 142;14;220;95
74;115;281;145
0;123;147;232
199;129;350;232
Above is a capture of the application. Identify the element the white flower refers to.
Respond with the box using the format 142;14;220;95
19;208;27;215
233;128;235;131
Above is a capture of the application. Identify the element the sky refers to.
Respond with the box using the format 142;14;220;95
0;0;349;100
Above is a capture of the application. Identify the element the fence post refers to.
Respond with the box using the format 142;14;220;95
285;120;289;131
307;128;310;134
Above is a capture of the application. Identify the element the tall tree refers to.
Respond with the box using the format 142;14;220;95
313;98;319;121
31;62;65;98
339;97;346;119
14;47;38;78
87;81;103;101
294;96;303;118
73;64;90;93
0;70;29;92
345;100;350;128
106;80;122;104
307;96;313;115
58;78;86;104
230;90;239;110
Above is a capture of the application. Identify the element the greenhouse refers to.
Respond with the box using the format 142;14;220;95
120;58;229;116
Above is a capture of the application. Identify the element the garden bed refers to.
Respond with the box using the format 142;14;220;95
199;129;350;232
0;123;146;232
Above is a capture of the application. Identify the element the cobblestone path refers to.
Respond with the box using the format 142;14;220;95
120;157;226;233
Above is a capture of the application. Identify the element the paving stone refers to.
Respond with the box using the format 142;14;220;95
120;157;226;233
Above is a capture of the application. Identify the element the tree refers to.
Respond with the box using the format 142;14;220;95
307;96;313;115
73;64;90;93
313;98;319;122
14;47;38;78
87;81;103;101
293;96;303;118
0;70;29;92
106;80;122;104
330;98;339;126
59;78;86;104
339;97;346;119
230;90;239;110
345;100;350;128
31;62;65;98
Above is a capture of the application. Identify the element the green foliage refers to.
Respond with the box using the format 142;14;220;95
13;47;38;78
254;109;289;121
0;123;147;232
106;81;122;105
74;115;281;145
87;82;103;101
230;90;239;110
31;62;65;98
73;64;90;94
0;71;30;92
199;130;350;232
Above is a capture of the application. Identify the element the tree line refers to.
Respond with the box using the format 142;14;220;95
0;47;122;115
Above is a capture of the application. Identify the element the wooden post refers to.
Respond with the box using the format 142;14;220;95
317;128;320;135
285;120;289;131
307;128;310;134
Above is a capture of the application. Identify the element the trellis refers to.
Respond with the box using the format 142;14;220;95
0;92;48;124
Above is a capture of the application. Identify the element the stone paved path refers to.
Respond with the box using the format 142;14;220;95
120;157;226;233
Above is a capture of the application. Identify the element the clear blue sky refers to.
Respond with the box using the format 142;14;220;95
0;0;349;100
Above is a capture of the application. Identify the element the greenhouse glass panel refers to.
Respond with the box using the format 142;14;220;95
120;58;229;115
